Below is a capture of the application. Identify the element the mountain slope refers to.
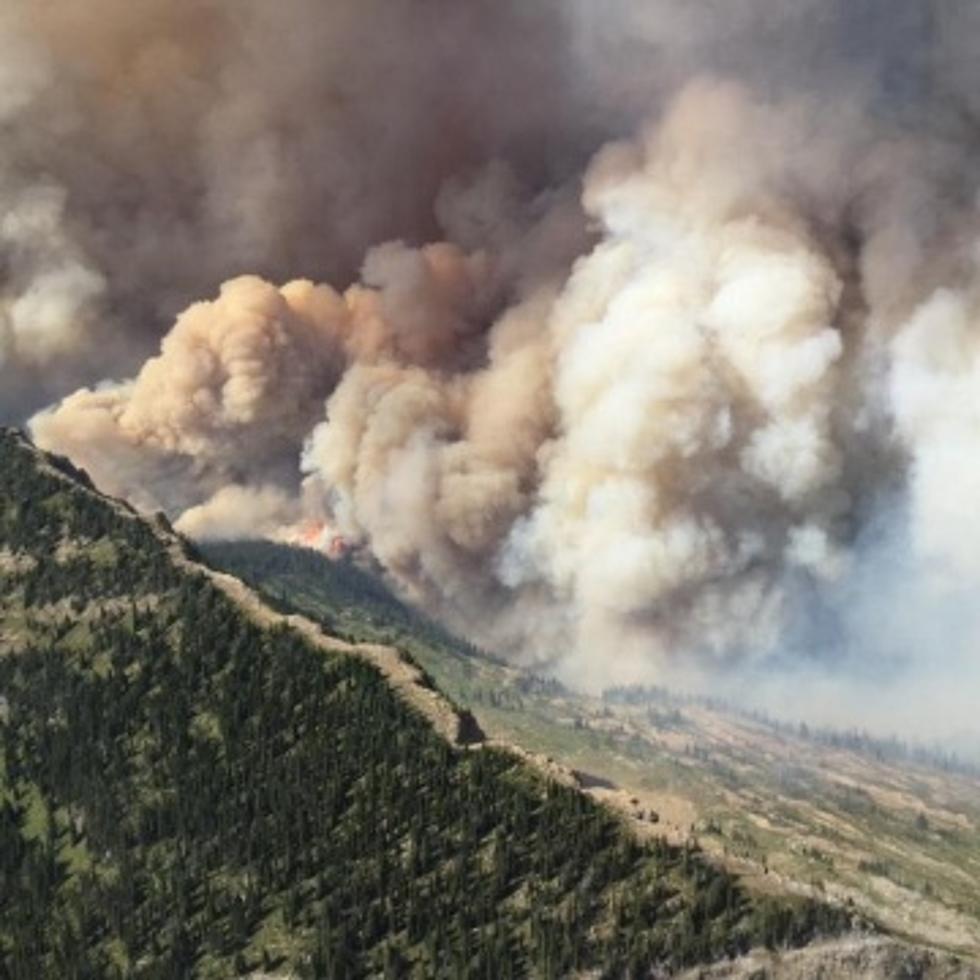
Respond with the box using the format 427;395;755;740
0;428;855;979
205;539;980;971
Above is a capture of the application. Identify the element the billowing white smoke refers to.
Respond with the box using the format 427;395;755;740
496;84;851;680
891;286;980;577
16;1;980;742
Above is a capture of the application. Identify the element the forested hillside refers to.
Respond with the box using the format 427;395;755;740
205;543;980;969
0;429;853;978
203;538;486;664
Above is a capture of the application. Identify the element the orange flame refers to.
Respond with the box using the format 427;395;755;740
284;519;349;559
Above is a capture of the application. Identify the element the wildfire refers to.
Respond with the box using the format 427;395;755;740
283;520;349;559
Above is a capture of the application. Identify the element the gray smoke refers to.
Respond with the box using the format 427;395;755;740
12;0;980;746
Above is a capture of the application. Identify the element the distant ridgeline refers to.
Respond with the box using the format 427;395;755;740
0;428;854;979
602;686;980;779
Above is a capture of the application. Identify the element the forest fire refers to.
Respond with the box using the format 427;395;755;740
284;520;350;560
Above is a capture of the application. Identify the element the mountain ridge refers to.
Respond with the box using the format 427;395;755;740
1;426;867;978
204;536;980;972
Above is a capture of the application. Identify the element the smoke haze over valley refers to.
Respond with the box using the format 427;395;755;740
5;0;980;748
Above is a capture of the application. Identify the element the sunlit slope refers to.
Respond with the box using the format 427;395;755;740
207;538;980;967
0;428;856;979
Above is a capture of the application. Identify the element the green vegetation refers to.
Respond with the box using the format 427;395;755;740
205;535;980;961
200;540;481;656
0;429;854;977
202;539;504;711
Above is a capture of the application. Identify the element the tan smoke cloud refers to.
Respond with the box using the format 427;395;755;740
31;74;980;692
30;235;506;520
0;0;599;418
175;484;302;542
32;275;350;512
5;0;959;418
19;1;980;743
345;75;980;707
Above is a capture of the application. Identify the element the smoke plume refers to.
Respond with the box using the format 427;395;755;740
11;0;980;744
